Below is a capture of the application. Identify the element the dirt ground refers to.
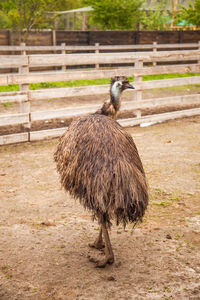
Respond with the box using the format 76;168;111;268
0;115;200;300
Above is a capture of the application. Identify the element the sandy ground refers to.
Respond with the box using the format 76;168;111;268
0;116;200;300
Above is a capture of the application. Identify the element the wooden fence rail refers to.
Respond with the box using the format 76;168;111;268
1;75;199;106
0;47;200;145
0;64;200;87
0;42;199;53
0;50;199;70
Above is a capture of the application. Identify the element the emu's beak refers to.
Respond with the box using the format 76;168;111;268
125;82;135;90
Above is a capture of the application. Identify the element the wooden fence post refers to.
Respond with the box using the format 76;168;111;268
153;41;157;67
52;30;56;46
95;43;100;69
134;59;143;118
198;41;200;64
19;42;31;137
61;43;66;71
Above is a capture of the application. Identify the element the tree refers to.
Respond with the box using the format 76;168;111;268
175;0;200;27
0;11;11;28
0;0;48;31
141;0;171;30
0;0;82;31
83;0;144;30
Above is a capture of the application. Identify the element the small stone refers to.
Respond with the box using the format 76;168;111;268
107;276;116;281
115;261;122;268
166;234;172;240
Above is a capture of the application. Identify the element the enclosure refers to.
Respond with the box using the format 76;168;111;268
0;114;200;299
0;35;200;299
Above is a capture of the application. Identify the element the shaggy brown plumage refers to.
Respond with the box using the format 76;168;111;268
54;76;149;267
55;114;148;226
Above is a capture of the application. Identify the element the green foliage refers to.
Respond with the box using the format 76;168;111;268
141;0;171;30
0;0;48;30
175;0;200;27
83;0;144;30
0;10;12;28
0;0;82;31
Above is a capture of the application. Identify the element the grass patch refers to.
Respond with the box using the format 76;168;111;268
150;187;180;208
152;200;171;207
0;73;199;93
30;78;111;90
2;102;13;108
0;84;19;92
1;265;12;279
143;72;200;81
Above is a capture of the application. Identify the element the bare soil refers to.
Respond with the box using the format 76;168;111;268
0;114;200;300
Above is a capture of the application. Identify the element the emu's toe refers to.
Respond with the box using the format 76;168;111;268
88;254;114;268
88;241;105;250
95;255;114;268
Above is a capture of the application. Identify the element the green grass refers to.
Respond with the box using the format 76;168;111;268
0;73;199;93
2;102;13;108
0;84;20;92
143;72;200;81
150;187;180;208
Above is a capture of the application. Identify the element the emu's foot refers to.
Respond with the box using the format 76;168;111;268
88;241;105;250
96;255;114;268
88;254;114;268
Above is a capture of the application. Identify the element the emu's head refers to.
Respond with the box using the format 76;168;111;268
110;76;134;103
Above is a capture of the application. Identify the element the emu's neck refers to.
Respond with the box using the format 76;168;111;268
95;82;122;119
110;82;122;109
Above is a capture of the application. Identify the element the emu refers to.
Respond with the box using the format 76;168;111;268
54;76;149;267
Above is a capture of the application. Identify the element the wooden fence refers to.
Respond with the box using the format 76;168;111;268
0;41;200;55
0;44;200;145
1;30;200;47
0;41;198;74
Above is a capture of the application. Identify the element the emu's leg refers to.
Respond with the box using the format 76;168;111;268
95;223;114;268
88;226;105;249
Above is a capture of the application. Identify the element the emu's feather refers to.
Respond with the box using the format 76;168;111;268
54;114;148;227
